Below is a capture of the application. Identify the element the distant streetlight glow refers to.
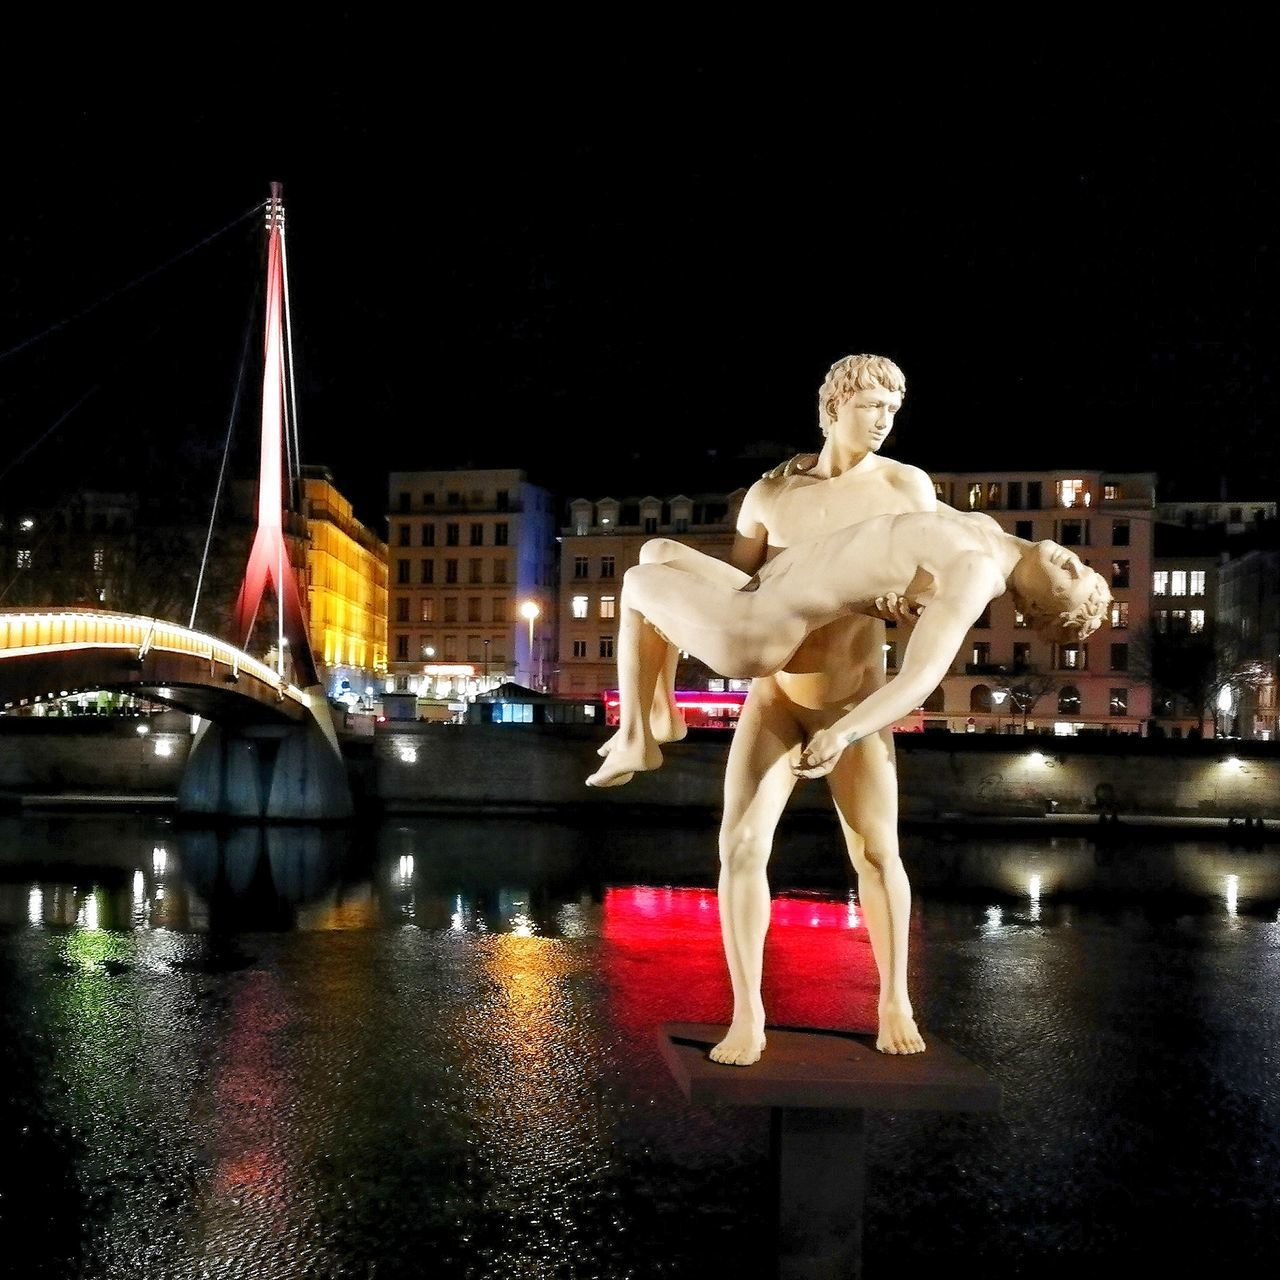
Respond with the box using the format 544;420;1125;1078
520;600;541;687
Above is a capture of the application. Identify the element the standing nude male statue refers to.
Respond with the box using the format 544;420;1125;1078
593;355;936;1063
589;508;1110;1062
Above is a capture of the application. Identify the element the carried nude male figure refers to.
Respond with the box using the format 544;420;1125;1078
594;355;936;1063
590;503;1110;1066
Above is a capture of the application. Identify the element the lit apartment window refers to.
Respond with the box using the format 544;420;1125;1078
1104;484;1120;500
600;595;616;620
967;482;983;510
572;639;587;658
574;556;589;579
1190;610;1206;634
972;642;990;666
1170;570;1187;596
1110;688;1128;716
1152;571;1168;595
420;599;434;622
1059;645;1083;670
395;597;409;622
495;522;509;546
1112;520;1130;546
1014;609;1028;628
93;548;105;573
600;556;616;579
1189;570;1206;595
572;595;589;619
422;524;435;547
599;635;615;659
470;524;484;546
709;679;726;692
1111;560;1130;589
444;599;458;623
933;481;948;501
1110;602;1129;629
1058;478;1085;507
1111;642;1129;671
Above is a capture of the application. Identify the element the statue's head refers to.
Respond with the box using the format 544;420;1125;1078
1014;542;1112;643
817;354;906;437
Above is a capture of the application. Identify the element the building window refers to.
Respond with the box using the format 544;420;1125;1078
1112;520;1130;546
496;490;509;511
1153;571;1168;596
1155;610;1168;634
1104;484;1120;500
446;523;460;546
1027;481;1042;509
468;598;482;622
674;517;689;533
574;556;589;579
397;524;411;546
972;641;991;666
1013;641;1032;668
492;598;507;623
422;524;435;547
443;636;458;661
1111;642;1128;671
470;523;484;546
1109;688;1129;717
445;559;458;584
446;492;461;506
1110;602;1129;629
467;636;482;661
493;559;508;584
600;595;616;620
967;482;984;510
395;597;409;622
1060;519;1084;546
1014;609;1028;628
421;559;434;585
1189;570;1206;595
93;547;105;573
396;559;410;584
572;595;589;619
395;635;409;659
644;516;658;534
1190;609;1206;634
495;522;509;546
469;558;483;584
1111;560;1129;589
1015;520;1033;540
1169;609;1187;633
1058;685;1081;714
572;639;587;658
1170;570;1187;596
420;599;434;622
1007;481;1023;509
422;493;435;506
1058;645;1083;671
600;556;616;579
444;599;458;623
1058;478;1085;508
599;635;615;659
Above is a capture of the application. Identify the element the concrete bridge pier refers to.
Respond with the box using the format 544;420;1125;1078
177;693;352;820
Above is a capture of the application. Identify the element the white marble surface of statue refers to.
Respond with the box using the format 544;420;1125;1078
588;356;1111;1068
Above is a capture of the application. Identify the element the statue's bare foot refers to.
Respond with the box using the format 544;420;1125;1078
586;740;663;788
877;1004;925;1055
709;1024;767;1066
598;715;687;758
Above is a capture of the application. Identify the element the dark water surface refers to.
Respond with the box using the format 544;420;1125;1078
1;813;1278;1277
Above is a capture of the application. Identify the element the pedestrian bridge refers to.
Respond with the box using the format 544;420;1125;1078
0;609;314;725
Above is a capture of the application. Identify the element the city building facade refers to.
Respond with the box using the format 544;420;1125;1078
924;470;1157;734
1217;546;1280;740
386;469;557;707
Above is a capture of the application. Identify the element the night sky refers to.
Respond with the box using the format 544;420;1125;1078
3;45;1278;530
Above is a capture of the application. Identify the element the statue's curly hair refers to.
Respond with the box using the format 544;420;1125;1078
817;354;906;434
1022;567;1112;642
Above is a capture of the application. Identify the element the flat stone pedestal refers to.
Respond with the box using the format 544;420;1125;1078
659;1022;1000;1278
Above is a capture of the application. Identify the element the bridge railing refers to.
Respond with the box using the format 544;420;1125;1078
0;610;310;708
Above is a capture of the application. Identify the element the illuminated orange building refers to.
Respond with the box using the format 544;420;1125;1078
302;467;388;700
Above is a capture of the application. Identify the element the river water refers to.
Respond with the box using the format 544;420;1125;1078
1;813;1278;1277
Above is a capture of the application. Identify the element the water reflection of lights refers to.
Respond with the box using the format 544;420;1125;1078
152;846;167;875
984;905;1003;931
510;912;536;938
133;870;145;904
451;895;465;931
77;892;100;930
397;855;414;883
28;886;42;925
1225;874;1239;917
847;892;860;930
397;745;418;764
1028;874;1042;922
555;900;590;938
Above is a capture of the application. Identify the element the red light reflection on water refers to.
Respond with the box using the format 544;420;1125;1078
600;886;879;1040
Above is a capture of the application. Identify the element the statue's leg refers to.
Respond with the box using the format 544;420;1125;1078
711;679;803;1066
603;539;752;750
826;727;924;1054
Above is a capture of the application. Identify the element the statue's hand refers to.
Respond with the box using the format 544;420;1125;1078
793;727;847;779
760;452;819;481
872;592;922;623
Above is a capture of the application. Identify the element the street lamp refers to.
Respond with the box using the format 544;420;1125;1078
520;600;541;688
991;687;1009;733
